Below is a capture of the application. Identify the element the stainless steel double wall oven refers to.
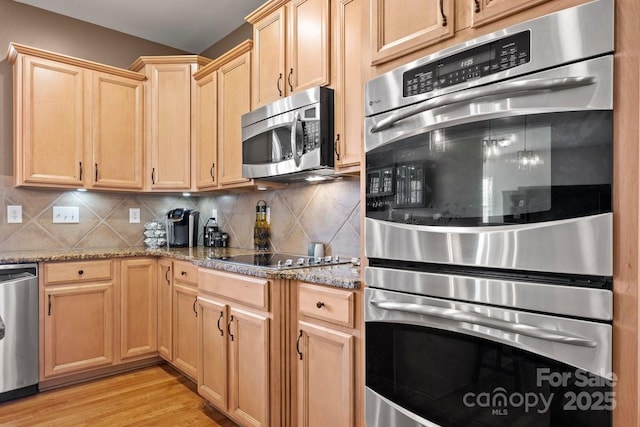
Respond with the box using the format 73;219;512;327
364;0;614;426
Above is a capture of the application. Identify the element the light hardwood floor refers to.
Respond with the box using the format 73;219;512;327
0;365;238;426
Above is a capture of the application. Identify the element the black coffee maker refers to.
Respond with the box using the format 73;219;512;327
167;208;199;247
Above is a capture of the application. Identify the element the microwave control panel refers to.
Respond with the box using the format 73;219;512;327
403;31;531;97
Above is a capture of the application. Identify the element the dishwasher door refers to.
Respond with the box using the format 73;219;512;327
0;263;39;402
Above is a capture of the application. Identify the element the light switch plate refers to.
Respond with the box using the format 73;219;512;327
129;208;141;224
53;206;79;223
7;205;22;223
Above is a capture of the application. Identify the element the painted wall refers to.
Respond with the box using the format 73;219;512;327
0;1;361;257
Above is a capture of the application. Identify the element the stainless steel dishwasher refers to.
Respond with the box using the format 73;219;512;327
0;263;38;402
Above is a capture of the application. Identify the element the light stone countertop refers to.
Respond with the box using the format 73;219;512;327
0;247;362;290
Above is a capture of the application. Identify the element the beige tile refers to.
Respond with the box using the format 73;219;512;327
299;185;355;244
4;186;65;219
328;222;361;258
0;222;66;251
72;191;127;218
35;192;101;247
280;182;319;217
74;223;129;249
105;198;156;245
279;223;311;255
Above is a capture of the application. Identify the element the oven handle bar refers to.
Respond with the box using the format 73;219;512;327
291;111;301;167
369;75;597;133
370;300;598;348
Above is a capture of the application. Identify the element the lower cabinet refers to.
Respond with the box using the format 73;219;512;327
120;258;157;360
173;282;199;379
157;258;173;361
293;282;357;427
198;268;274;427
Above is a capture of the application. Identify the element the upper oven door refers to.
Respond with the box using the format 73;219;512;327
364;56;613;276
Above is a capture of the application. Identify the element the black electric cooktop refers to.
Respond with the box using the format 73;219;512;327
208;252;349;269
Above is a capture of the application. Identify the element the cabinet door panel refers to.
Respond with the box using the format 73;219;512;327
288;0;330;93
252;8;286;107
173;284;198;379
218;52;252;186
157;259;173;361
198;298;228;409
371;0;454;65
194;71;218;189
91;72;144;189
229;307;270;427
334;0;365;169
297;320;354;427
150;64;192;189
472;0;548;27
43;284;113;377
21;56;84;186
120;259;157;360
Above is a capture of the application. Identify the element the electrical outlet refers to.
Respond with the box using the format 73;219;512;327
129;208;141;224
7;205;22;224
211;209;218;221
53;206;79;223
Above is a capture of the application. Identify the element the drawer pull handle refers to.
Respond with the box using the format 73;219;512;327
48;295;52;316
316;301;325;309
95;163;99;182
296;329;303;360
78;270;84;275
79;161;83;181
287;68;294;91
440;0;447;27
277;73;283;96
165;266;171;284
217;311;224;336
210;163;215;181
334;134;341;161
228;315;235;341
474;0;480;13
193;298;198;317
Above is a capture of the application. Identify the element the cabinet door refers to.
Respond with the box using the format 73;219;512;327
370;0;454;65
252;7;286;108
287;0;330;93
471;0;549;27
218;52;252;186
194;70;218;190
297;320;354;427
157;259;173;361
90;72;144;190
43;283;114;377
18;55;84;187
149;63;192;190
228;307;270;427
334;0;365;169
120;259;157;360
197;297;228;409
173;283;198;379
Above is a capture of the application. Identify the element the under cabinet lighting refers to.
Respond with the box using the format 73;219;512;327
182;192;191;197
257;186;268;191
305;175;328;182
76;188;87;192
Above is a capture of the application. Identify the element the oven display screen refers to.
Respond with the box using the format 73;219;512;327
402;31;531;97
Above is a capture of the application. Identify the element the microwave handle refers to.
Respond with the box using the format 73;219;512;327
369;299;598;348
369;75;597;133
291;111;302;167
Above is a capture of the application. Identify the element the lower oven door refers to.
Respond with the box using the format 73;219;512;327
365;288;613;427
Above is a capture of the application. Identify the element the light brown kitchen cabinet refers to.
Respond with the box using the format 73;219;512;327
157;258;173;361
89;72;144;190
42;260;115;378
130;56;210;191
333;0;367;171
471;0;549;27
172;260;199;379
292;282;357;427
8;44;146;190
370;0;455;66
216;42;253;186
193;68;218;190
120;258;157;361
198;268;276;427
247;0;330;108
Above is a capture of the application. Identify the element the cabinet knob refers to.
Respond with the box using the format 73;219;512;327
181;271;187;276
316;301;325;309
78;270;84;275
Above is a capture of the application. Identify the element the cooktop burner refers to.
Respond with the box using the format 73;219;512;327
211;252;349;269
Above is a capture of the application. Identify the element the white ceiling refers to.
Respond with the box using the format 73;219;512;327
14;0;267;53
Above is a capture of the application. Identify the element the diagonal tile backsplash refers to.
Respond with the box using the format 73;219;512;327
0;175;361;257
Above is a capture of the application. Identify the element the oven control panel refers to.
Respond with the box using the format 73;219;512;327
403;31;531;97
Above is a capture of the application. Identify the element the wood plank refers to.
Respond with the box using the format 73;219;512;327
0;365;238;426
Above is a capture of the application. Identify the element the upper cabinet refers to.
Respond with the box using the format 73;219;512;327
130;56;211;191
370;0;454;66
247;0;330;108
7;43;146;190
471;0;549;27
193;67;218;190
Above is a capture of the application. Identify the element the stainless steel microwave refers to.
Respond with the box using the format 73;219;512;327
241;86;335;181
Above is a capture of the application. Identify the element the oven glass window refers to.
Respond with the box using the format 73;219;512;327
366;112;612;226
366;322;612;427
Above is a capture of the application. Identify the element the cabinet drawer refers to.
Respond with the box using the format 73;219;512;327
44;260;113;284
198;268;269;311
298;283;354;327
173;261;198;286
